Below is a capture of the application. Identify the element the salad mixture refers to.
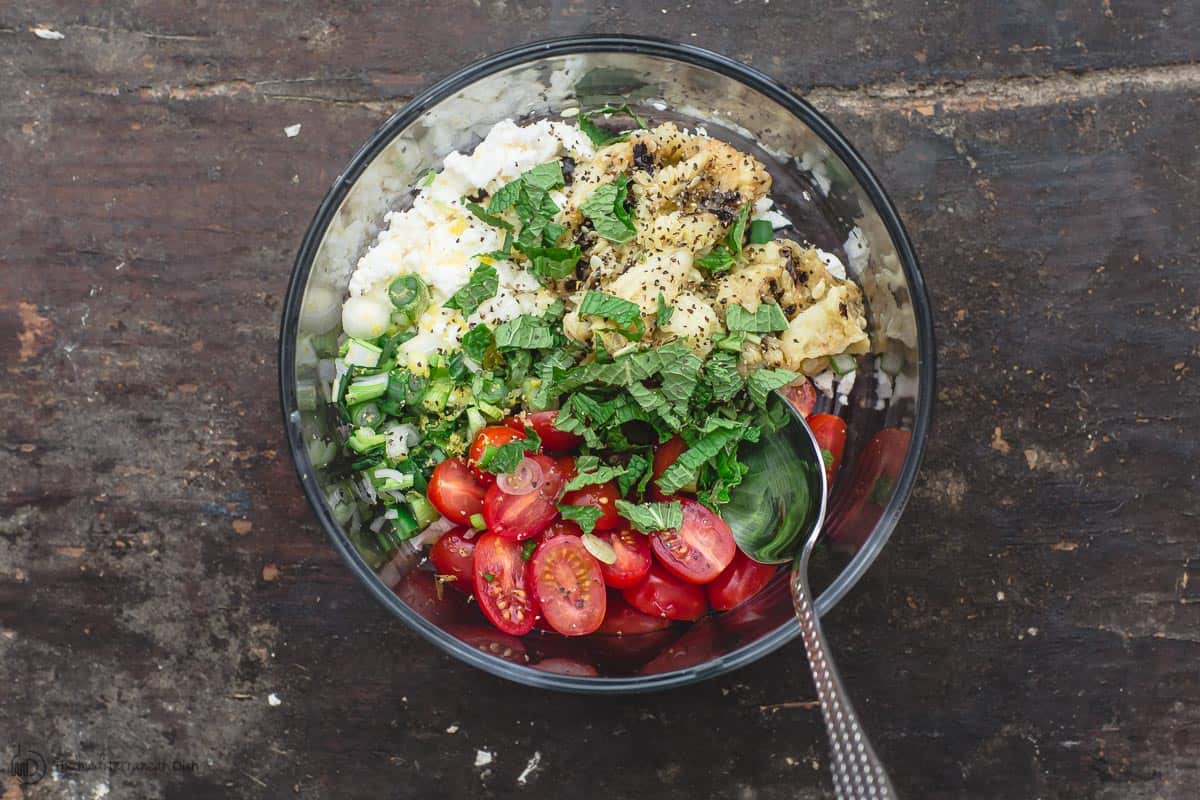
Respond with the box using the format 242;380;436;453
320;107;868;641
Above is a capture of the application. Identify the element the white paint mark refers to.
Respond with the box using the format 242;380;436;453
268;693;282;706
996;591;1006;601
115;261;125;271
33;27;66;40
91;782;110;799
284;124;302;138
516;751;541;786
1027;627;1039;637
474;749;493;767
445;724;459;734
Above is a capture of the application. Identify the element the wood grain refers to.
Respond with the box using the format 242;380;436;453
1;2;1197;799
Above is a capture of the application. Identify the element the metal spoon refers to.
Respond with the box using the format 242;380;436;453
723;393;900;799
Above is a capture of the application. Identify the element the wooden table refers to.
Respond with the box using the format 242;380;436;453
2;3;1197;798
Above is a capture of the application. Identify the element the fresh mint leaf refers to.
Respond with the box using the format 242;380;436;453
617;453;650;497
746;368;799;407
463;199;513;231
578;105;649;147
580;175;636;243
726;203;751;254
444;264;498;316
564;462;628;492
488;179;523;214
614;500;683;534
420;170;437;187
697;245;735;273
477;428;541;475
656;418;751;495
703;349;744;402
655;292;674;327
578;290;642;327
726;303;788;333
461;325;494;364
522;161;566;191
558;503;603;534
696;445;750;508
493;315;555;350
519;244;581;281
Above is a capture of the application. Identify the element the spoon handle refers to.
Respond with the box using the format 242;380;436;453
792;561;899;799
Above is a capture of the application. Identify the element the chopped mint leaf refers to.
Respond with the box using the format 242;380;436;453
488;179;523;214
655;292;674;327
564;462;628;492
463;199;513;231
477;428;541;475
494;315;556;350
618;453;650;497
558;503;603;534
579;290;642;327
578;104;649;147
444;263;498;316
521;540;537;561
518;244;581;282
703;349;744;402
522;161;566;191
656;418;751;495
726;303;788;333
697;245;735;273
726;203;751;254
821;449;835;468
420;170;437;187
746;368;799;407
580;175;636;243
482;572;496;582
614;500;683;534
461;325;494;365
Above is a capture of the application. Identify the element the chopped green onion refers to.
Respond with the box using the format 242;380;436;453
482;572;496;582
347;427;387;454
829;353;856;376
345;372;389;405
351;402;382;428
521;540;537;561
421;377;453;414
306;438;337;469
466;407;486;442
748;219;774;245
371;467;413;491
387;275;431;327
470;513;487;531
581;532;617;565
343;337;383;368
390;505;420;540
477;400;504;420
407;492;439;529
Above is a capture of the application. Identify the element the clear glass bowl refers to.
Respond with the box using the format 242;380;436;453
279;35;934;693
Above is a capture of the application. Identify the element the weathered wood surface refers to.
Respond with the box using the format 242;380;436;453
1;2;1198;799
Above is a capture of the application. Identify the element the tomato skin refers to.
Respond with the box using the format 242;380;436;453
533;657;600;677
598;528;653;589
622;563;708;621
651;498;737;585
482;455;564;541
706;551;778;611
445;624;528;664
472;533;538;636
506;410;583;453
540;518;583;543
427;457;487;525
561;480;622;532
808;414;847;485
394;570;472;627
782;379;818;417
530;536;606;636
826;428;912;553
428;528;476;592
597;591;673;634
468;426;526;483
649;436;689;500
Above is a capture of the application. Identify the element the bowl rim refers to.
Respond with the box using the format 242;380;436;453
278;34;936;693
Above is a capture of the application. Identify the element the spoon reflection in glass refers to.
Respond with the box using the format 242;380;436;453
723;393;900;800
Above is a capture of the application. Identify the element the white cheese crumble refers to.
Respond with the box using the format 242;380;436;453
815;249;848;281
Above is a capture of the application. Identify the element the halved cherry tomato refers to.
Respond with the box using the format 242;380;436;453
598;528;652;589
445;624;528;664
530;535;606;636
649;436;689;500
468;425;526;484
428;528;476;592
651;498;737;584
394;570;472;627
826;428;912;553
506;410;583;453
533;657;600;677
472;533;538;636
808;413;847;485
427;457;487;525
782;379;818;417
706;551;778;611
561;479;621;531
622;563;707;621
639;617;718;675
540;518;583;542
597;591;673;635
482;454;563;541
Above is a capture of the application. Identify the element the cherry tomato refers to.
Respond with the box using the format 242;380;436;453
597;591;673;635
394;570;472;626
506;410;583;453
468;425;526;483
555;455;578;482
640;617;718;675
482;455;564;541
561;480;621;532
428;528;476;592
649;436;689;500
533;657;600;677
651;498;736;584
782;379;818;417
598;528;652;589
530;535;606;636
445;624;528;664
706;551;778;611
622;563;707;621
540;518;583;542
808;413;847;485
473;533;538;636
826;429;912;553
427;457;487;525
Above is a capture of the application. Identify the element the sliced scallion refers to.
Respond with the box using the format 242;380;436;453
343;337;383;368
387;274;431;328
344;372;389;405
748;219;774;245
347;427;387;453
829;353;856;376
469;513;486;531
351;402;382;428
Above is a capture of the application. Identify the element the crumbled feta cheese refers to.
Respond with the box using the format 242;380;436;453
844;226;870;275
474;749;493;767
812;370;835;397
752;197;792;229
815;249;847;281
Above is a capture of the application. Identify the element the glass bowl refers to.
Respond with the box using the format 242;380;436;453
279;35;934;693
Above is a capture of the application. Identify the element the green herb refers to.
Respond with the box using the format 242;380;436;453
482;571;496;583
656;418;751;495
469;513;487;531
580;175;637;243
869;475;896;506
821;449;835;468
420;170;437;187
726;303;788;333
521;539;537;561
655;292;674;327
617;453;651;497
614;500;683;534
727;203;751;254
476;428;541;474
558;504;603;534
746;368;799;407
518;244;581;281
578;290;642;328
564;462;628;492
702;350;744;402
463;199;514;232
461;325;494;364
444;263;498;316
494;315;556;350
387;275;431;327
521;161;567;191
578;104;649;147
696;246;735;273
748;219;774;244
